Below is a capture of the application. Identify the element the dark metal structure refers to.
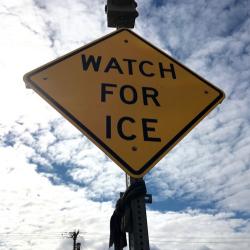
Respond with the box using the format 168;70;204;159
109;178;151;250
128;178;151;250
105;0;138;28
76;242;81;250
69;230;80;250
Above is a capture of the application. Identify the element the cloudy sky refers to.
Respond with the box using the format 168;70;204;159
0;0;250;249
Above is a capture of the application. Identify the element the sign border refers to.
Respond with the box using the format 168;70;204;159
24;28;225;177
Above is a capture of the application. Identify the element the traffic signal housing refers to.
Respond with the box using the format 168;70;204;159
105;0;139;28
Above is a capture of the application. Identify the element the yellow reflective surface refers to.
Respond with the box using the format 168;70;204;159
24;29;225;177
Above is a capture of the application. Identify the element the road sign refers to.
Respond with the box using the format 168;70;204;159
24;29;225;178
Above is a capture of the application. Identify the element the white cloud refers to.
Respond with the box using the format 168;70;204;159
0;146;113;249
148;210;250;250
0;0;250;249
138;0;250;214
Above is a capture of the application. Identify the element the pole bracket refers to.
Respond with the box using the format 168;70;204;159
120;192;152;204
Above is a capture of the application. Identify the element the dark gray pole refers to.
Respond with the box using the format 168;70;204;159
73;236;76;250
128;178;150;250
76;242;81;250
70;231;79;250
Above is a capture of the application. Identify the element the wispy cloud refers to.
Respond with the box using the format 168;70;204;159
0;0;249;249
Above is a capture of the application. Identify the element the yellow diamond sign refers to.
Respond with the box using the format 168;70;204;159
24;29;225;178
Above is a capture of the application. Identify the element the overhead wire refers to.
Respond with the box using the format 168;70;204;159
0;231;250;245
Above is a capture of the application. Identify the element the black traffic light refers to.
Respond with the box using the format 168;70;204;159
105;0;139;28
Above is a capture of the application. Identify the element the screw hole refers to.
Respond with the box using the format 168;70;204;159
43;77;48;80
204;90;209;94
124;39;128;43
132;146;137;151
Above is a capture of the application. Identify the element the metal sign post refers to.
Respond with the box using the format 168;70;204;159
128;178;151;250
106;2;150;249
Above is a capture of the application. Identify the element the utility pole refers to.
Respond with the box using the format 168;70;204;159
76;242;81;250
69;230;80;250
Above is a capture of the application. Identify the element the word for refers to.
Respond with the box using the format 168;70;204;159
101;83;160;106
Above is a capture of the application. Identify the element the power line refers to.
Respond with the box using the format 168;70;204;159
150;239;250;244
1;231;250;245
1;231;250;239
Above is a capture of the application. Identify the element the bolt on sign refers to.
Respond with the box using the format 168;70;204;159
24;29;225;178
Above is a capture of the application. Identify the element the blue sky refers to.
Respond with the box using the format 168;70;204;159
0;0;250;249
